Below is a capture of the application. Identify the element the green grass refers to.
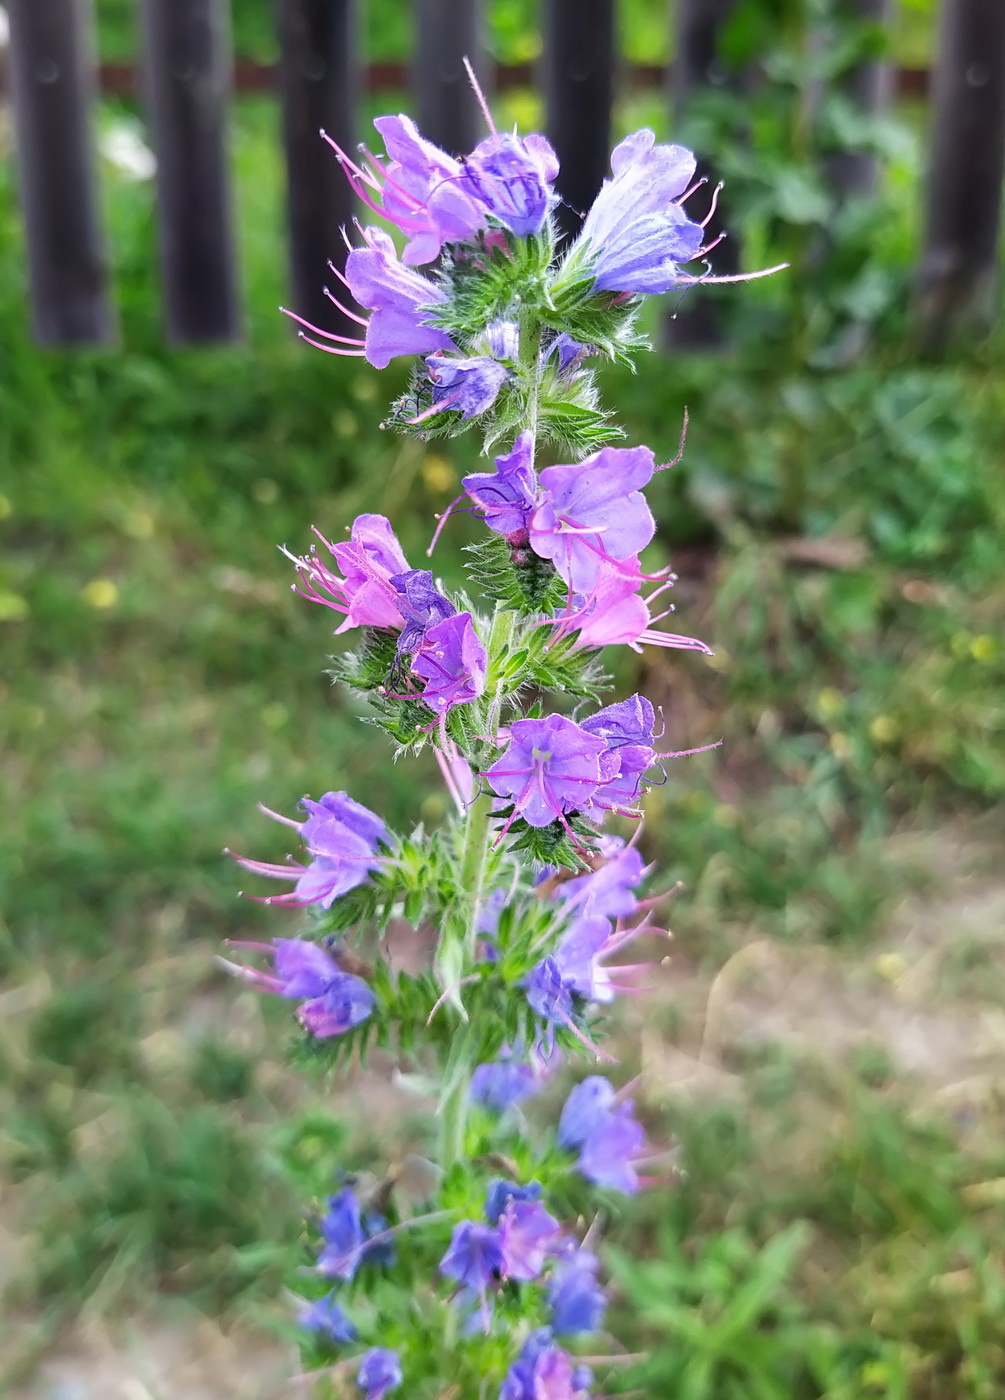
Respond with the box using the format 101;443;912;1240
2;56;1005;1397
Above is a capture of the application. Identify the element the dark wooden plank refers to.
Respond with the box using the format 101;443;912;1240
275;0;357;338
0;57;936;103
824;0;897;204
665;0;744;349
413;0;488;156
916;0;1005;347
543;0;616;243
6;0;116;346
140;0;241;343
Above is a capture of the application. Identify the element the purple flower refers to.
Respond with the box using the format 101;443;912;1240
297;974;375;1038
285;515;410;635
558;1077;617;1150
561;835;647;920
261;938;344;999
412;611;487;712
530;446;659;593
318;1187;393;1279
439;1220;504;1291
581;694;658;814
546;552;711;655
389;569;457;654
477;319;520;361
230;791;387;909
553;915;615;1003
576;1101;647;1192
500;1330;593;1400
297;1291;357;1344
471;1055;539;1112
460;131;559;237
559;1077;648;1194
524;957;574;1026
498;1198;562;1282
344;227;454;368
547;333;592;377
548;1250;607;1335
370;114;487;264
221;937;376;1038
425;353;510;419
484;1178;542;1226
575;128;705;294
462;431;539;543
484;714;615;829
357;1347;402;1400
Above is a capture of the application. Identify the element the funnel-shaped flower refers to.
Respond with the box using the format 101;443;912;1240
425;352;510;419
575;128;705;295
462;431;539;542
412;611;487;712
286;515;410;635
530;446;657;593
297;1291;358;1343
230;791;387;909
559;1077;648;1193
500;1330;593;1400
484;714;614;828
345;227;454;368
357;1347;402;1400
548;1249;607;1336
460;131;559;237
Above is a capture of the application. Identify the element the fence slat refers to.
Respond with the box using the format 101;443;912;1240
666;0;744;349
825;0;896;204
276;0;357;338
916;0;1005;346
413;0;487;156
544;0;616;242
6;0;115;346
140;0;241;343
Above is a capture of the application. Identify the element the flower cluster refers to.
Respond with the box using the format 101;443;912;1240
224;85;773;1399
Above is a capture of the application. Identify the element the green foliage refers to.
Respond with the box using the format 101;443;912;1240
464;535;565;617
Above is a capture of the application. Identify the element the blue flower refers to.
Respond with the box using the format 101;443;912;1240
439;1220;504;1292
412;612;488;712
424;352;510;419
484;1177;542;1225
575;128;705;294
500;1329;593;1399
296;1290;357;1343
559;1077;648;1194
461;131;559;237
357;1346;403;1399
389;569;456;654
548;1250;606;1335
344;227;455;368
462;431;539;543
317;1187;394;1279
470;1056;539;1112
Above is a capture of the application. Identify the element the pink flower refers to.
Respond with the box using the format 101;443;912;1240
284;514;410;634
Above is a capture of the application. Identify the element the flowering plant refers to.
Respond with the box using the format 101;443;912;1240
224;85;778;1398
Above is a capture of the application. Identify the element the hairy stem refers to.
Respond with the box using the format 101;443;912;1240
438;1049;472;1171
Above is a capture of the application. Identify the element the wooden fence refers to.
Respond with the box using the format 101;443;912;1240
3;0;1005;351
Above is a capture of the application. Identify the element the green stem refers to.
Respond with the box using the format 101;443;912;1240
459;787;493;964
519;310;544;452
438;1051;472;1171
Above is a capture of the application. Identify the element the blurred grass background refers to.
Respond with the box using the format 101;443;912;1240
2;0;1005;1396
